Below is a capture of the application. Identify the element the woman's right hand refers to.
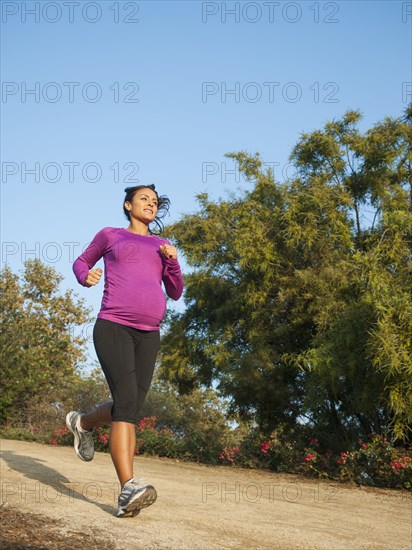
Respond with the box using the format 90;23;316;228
85;267;103;287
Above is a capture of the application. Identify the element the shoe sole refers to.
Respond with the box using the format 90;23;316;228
65;412;93;462
117;486;157;518
119;508;141;519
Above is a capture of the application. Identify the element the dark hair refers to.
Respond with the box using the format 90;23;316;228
123;185;170;234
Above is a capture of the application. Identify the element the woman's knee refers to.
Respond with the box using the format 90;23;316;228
111;400;139;425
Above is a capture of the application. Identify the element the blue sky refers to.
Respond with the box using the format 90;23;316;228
1;0;411;367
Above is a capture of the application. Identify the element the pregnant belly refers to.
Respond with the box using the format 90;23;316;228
104;284;167;327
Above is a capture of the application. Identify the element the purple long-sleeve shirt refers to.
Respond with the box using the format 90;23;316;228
73;227;184;331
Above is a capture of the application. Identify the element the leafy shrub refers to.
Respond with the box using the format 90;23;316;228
135;416;179;458
335;434;412;489
44;422;411;490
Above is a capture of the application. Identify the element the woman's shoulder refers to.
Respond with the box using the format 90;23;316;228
89;227;123;245
96;227;124;236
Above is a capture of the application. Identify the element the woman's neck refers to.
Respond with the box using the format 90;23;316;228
126;221;150;235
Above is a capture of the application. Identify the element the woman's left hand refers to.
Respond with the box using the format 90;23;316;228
160;244;178;260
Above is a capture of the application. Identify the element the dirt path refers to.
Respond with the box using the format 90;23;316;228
1;439;411;550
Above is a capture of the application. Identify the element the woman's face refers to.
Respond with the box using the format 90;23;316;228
126;188;159;224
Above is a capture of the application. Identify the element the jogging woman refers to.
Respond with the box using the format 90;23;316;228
66;185;184;518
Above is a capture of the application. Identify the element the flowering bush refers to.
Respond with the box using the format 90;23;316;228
298;437;334;479
228;427;267;469
48;420;411;490
137;416;157;431
49;416;178;457
336;434;412;489
94;427;110;451
136;416;179;458
255;427;306;473
50;425;71;446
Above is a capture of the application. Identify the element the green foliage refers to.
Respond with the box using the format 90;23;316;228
161;107;412;444
0;259;93;425
137;375;234;463
0;427;41;442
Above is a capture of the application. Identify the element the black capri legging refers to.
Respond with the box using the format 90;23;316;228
92;317;160;425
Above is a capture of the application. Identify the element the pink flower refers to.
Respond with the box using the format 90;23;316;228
219;446;240;463
51;439;57;445
98;433;109;446
391;457;411;472
304;453;316;462
53;426;68;436
337;452;348;465
137;416;157;432
260;441;270;455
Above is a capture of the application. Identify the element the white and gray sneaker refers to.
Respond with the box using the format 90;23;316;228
117;478;157;518
65;411;95;462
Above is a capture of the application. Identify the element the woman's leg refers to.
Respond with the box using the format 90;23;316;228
129;330;159;470
109;421;136;487
88;320;160;516
79;400;135;486
92;319;141;487
101;329;159;482
80;401;113;429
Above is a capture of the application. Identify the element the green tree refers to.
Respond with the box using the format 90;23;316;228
0;259;92;425
160;107;412;446
287;107;412;443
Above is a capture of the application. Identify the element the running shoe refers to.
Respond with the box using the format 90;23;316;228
65;411;95;462
117;478;157;518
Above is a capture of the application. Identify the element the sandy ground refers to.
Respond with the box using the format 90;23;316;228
1;439;411;550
